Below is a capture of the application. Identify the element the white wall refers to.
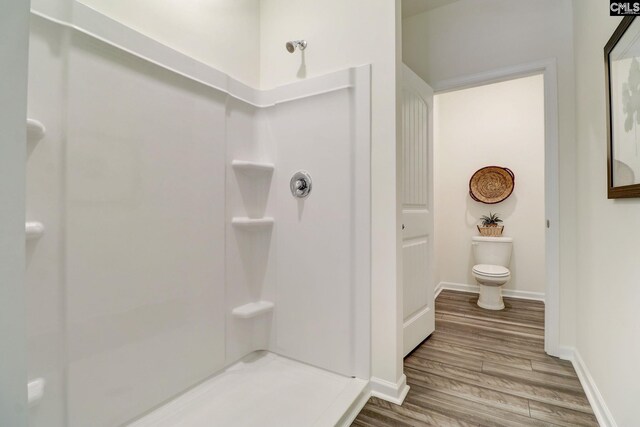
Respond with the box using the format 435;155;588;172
260;0;405;397
77;0;261;87
434;75;545;295
573;2;640;425
0;0;29;425
402;0;577;346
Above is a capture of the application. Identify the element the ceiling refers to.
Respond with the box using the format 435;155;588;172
402;0;460;18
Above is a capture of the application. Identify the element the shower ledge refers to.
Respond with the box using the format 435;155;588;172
231;160;274;175
231;217;274;229
232;301;274;319
25;221;45;239
27;118;46;143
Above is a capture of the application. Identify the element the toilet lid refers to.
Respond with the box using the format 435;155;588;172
472;264;510;277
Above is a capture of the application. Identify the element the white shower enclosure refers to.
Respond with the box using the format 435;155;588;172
25;4;371;426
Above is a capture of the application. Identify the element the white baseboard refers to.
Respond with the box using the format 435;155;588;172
369;374;409;405
557;345;575;361
437;281;545;302
558;346;617;427
434;283;444;299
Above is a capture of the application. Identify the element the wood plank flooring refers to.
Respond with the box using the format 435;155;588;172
352;290;598;426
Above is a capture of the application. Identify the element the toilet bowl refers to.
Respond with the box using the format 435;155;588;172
471;236;513;310
472;264;510;310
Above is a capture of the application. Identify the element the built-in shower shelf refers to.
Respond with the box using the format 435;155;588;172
232;301;274;319
231;217;274;229
27;118;46;143
25;221;45;239
231;160;275;175
28;377;45;406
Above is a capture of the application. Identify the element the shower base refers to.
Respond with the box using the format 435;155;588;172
128;351;368;427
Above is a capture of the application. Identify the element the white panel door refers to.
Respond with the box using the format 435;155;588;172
402;64;435;356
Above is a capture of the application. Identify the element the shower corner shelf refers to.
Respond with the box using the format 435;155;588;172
27;118;46;143
231;217;274;229
232;301;274;319
25;221;45;239
28;377;45;406
231;160;275;175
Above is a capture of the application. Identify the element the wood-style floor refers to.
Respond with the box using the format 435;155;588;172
352;290;598;427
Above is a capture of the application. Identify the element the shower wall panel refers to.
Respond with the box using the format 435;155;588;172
225;99;277;364
272;89;358;377
26;6;370;426
65;34;227;427
26;16;68;427
27;18;228;427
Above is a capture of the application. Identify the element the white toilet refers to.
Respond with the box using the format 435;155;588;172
471;236;513;310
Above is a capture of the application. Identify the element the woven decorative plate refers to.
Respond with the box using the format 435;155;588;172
469;166;515;204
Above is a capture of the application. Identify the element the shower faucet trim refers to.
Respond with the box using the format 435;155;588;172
290;171;312;198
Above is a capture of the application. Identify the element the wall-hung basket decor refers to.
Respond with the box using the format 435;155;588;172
477;225;504;237
605;16;640;198
469;166;515;204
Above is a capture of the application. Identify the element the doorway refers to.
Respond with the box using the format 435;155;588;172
434;74;545;300
431;61;561;356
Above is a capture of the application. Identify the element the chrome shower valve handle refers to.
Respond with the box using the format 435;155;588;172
290;171;312;198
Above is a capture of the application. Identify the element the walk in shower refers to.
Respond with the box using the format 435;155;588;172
25;3;371;426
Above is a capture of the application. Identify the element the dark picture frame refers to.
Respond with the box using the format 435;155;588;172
605;16;640;198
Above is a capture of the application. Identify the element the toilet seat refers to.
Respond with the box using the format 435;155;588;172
472;264;510;278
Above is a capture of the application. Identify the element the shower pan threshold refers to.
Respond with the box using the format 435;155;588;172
128;351;368;427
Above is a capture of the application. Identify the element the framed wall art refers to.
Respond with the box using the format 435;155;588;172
605;16;640;198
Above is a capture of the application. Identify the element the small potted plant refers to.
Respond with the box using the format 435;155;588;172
478;212;504;237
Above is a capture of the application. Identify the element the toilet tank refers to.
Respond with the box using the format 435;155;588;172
471;236;513;267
